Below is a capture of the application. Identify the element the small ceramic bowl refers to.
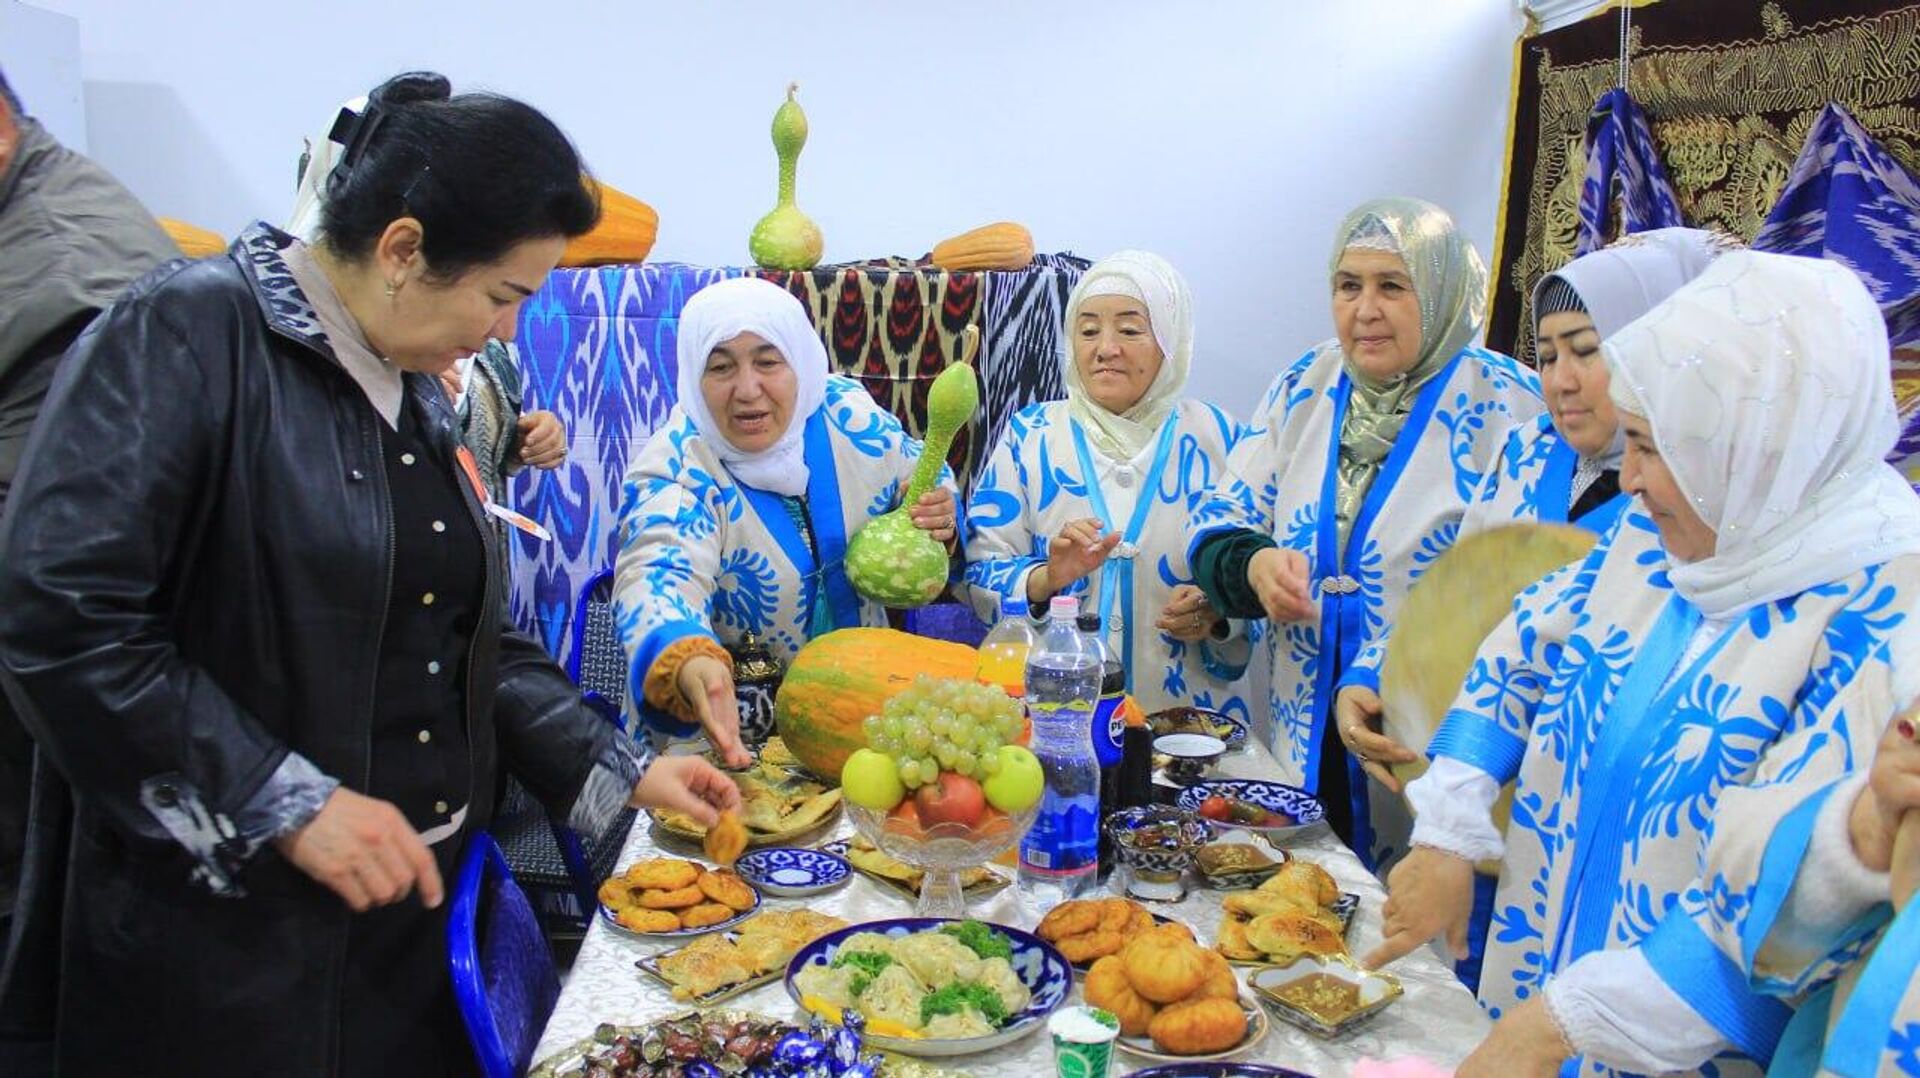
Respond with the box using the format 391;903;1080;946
1105;805;1213;901
731;846;851;897
1249;954;1403;1038
1155;733;1227;785
1194;832;1288;890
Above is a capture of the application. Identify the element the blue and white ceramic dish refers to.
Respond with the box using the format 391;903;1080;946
1125;1064;1314;1078
1148;707;1251;751
784;917;1070;1057
599;883;760;940
733;846;851;897
1176;780;1325;842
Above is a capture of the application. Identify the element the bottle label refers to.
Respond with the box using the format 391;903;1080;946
1020;798;1100;871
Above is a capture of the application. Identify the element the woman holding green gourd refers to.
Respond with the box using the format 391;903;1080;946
612;278;962;761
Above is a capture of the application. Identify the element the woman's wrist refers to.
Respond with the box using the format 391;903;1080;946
1025;565;1054;606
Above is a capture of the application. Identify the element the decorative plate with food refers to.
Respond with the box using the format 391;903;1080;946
1081;920;1268;1061
1249;954;1404;1037
821;837;1010;902
598;857;761;938
635;909;850;1005
1194;833;1289;890
652;738;844;848
1147;706;1250;751
1034;896;1176;971
526;1012;953;1078
1176;780;1324;840
1212;860;1360;967
786;918;1070;1057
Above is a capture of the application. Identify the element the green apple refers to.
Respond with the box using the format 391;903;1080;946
981;745;1043;814
841;748;907;811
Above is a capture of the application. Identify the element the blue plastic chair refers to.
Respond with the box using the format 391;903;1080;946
448;831;562;1078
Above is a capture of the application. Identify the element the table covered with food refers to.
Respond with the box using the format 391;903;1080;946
531;724;1491;1078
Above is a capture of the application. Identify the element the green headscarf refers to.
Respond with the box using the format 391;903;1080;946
1327;197;1488;554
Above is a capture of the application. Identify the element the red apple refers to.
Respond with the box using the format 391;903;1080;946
913;772;987;830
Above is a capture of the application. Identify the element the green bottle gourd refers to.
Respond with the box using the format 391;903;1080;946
844;327;982;608
749;82;824;270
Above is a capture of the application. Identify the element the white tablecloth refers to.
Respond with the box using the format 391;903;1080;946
532;743;1492;1075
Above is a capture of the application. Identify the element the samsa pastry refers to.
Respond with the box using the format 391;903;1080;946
655;935;755;998
860;964;929;1032
1261;860;1339;906
1245;912;1345;960
1083;956;1158;1036
1148;996;1247;1055
1213;917;1263;962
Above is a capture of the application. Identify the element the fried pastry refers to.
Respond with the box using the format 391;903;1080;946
704;810;748;866
1036;899;1104;941
597;878;634;909
1244;911;1346;959
637;884;705;910
1148;996;1247;1055
678;902;738;929
696;869;758;911
1261;860;1339;906
1213;917;1263;961
1121;934;1210;1004
1096;897;1137;933
1084;955;1159;1036
1189;949;1239;1001
625;858;701;890
1054;930;1125;964
655;936;754;997
615;907;683;933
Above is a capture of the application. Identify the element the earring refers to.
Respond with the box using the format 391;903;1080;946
385;280;398;298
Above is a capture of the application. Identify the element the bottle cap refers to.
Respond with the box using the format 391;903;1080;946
1049;594;1080;619
1075;612;1100;634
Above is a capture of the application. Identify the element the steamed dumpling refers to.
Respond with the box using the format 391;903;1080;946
973;956;1031;1014
860;964;928;1031
892;932;982;988
837;932;899;960
923;1008;996;1039
793;963;861;1009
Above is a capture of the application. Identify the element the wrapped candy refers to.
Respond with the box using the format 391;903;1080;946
684;1063;724;1078
773;1030;826;1071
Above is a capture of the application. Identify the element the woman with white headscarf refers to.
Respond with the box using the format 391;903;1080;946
965;250;1254;718
613;277;960;761
1188;198;1544;860
1366;251;1920;1078
1331;228;1736;992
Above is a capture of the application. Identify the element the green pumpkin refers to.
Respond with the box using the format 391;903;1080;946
844;348;980;608
748;83;824;270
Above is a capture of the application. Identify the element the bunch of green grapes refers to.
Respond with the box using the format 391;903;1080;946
861;676;1025;788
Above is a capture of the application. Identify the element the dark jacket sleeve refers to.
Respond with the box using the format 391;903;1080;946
492;627;647;837
1192;529;1277;620
0;282;294;879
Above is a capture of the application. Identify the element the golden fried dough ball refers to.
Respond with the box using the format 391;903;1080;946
678;903;738;929
625;858;701;890
1122;934;1210;1004
1083;956;1159;1037
703;810;748;867
1036;899;1103;942
615;907;684;933
696;870;758;911
637;884;706;910
597;878;634;909
1055;930;1125;964
1186;948;1239;1002
1148;997;1247;1055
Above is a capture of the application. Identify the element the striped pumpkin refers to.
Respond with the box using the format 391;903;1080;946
773;627;979;781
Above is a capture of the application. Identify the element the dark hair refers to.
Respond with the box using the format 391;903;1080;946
319;71;599;279
0;67;21;115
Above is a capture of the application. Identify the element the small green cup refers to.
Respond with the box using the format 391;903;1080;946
1049;1005;1121;1078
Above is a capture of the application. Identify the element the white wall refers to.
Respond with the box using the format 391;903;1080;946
0;2;86;149
26;0;1524;417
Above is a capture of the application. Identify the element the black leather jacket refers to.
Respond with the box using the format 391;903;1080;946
0;225;631;1075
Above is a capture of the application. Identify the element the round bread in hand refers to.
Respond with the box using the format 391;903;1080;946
1084;955;1158;1036
1148;997;1248;1055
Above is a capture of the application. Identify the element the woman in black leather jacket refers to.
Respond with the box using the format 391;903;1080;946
0;72;736;1076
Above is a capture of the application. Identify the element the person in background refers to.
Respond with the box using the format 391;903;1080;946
1188;197;1544;864
0;66;178;980
0;72;737;1076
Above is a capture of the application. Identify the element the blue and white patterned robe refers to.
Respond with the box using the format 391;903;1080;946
963;399;1255;717
612;375;958;739
1189;341;1543;857
1430;505;1920;1077
1676;634;1920;1077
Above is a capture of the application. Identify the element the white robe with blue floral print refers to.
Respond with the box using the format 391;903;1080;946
1189;341;1543;860
612;375;958;740
1429;502;1920;1077
963;399;1255;717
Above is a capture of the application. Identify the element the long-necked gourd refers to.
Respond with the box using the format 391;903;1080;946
748;82;824;270
844;327;981;607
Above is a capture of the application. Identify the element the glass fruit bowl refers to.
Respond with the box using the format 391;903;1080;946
846;801;1039;918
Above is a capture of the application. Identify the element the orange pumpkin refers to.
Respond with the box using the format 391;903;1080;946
561;180;659;266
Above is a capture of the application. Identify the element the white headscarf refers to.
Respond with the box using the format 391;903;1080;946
1533;227;1741;468
1063;250;1194;460
675;277;830;497
1605;249;1920;619
286;95;365;242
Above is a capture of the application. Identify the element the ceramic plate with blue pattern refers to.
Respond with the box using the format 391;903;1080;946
1148;707;1251;751
1125;1064;1314;1078
1175;780;1324;841
733;846;851;897
784;917;1070;1057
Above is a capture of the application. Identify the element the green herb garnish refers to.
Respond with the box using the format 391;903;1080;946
938;919;1012;961
919;982;1009;1027
833;949;893;997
